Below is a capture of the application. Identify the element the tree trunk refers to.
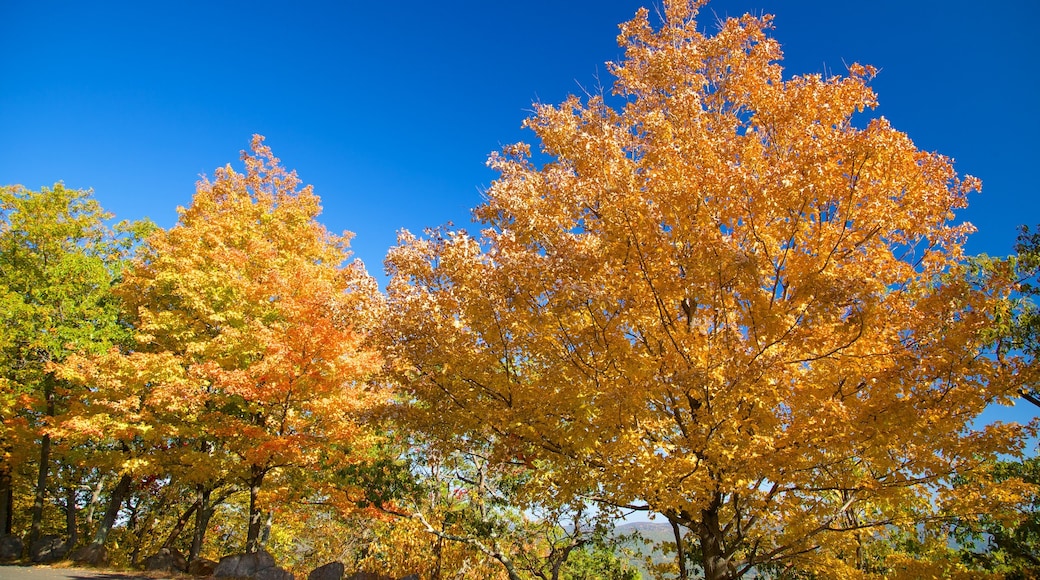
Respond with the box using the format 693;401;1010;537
29;375;56;547
0;452;13;535
432;535;443;580
245;466;266;553
698;495;732;580
190;487;209;563
186;484;235;563
261;510;272;544
84;473;106;530
65;483;78;550
669;514;688;580
91;473;132;546
127;494;142;567
164;498;200;549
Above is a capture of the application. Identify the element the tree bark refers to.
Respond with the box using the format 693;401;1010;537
0;451;13;535
698;495;732;580
29;375;56;547
244;465;266;553
90;473;132;546
127;494;142;567
668;513;689;580
164;498;200;549
189;486;212;563
83;474;106;531
65;483;78;550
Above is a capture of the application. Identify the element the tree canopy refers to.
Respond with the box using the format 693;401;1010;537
0;2;1036;578
383;2;1036;578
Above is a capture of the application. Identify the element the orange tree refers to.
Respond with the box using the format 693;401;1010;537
60;136;384;555
383;2;1035;579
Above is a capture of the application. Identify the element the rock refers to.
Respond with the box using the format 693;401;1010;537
143;547;188;572
0;534;23;561
346;573;394;580
189;557;219;576
30;535;69;563
397;575;420;580
254;566;294;580
309;561;345;580
214;549;277;578
71;543;108;566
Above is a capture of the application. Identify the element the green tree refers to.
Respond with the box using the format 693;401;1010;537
0;183;147;546
990;224;1040;408
561;543;641;580
946;457;1038;579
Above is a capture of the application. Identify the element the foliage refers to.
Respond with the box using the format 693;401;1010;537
560;543;642;580
0;182;150;541
953;456;1040;578
56;135;385;554
987;224;1040;407
383;1;1033;578
2;2;1036;577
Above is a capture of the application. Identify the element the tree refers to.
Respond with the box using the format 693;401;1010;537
560;544;640;580
60;135;384;555
982;224;1040;408
954;456;1040;578
339;433;620;580
383;2;1033;578
0;183;145;546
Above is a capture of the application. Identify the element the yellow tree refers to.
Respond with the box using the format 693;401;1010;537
61;135;383;556
384;2;1035;579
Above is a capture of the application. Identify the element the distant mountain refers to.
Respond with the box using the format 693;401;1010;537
616;521;682;540
613;521;684;577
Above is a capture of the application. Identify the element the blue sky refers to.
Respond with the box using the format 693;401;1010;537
3;1;1038;273
2;2;1038;424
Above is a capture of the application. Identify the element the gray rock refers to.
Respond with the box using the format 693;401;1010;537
0;534;23;561
30;535;69;563
71;543;108;566
254;566;294;580
309;561;344;580
346;573;393;580
214;549;277;578
397;575;420;580
143;547;188;572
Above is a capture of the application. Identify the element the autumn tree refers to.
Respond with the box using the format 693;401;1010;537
383;2;1034;579
0;183;146;548
979;224;1040;408
952;456;1040;577
60;136;384;556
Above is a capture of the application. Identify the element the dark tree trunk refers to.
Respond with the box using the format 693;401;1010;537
698;495;732;580
669;514;689;580
184;482;234;564
190;486;220;563
65;483;78;550
91;473;132;546
127;494;142;567
0;452;13;535
164;498;200;549
244;466;266;553
29;376;56;547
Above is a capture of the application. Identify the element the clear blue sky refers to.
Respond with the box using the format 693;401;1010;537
3;0;1037;273
2;1;1038;425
